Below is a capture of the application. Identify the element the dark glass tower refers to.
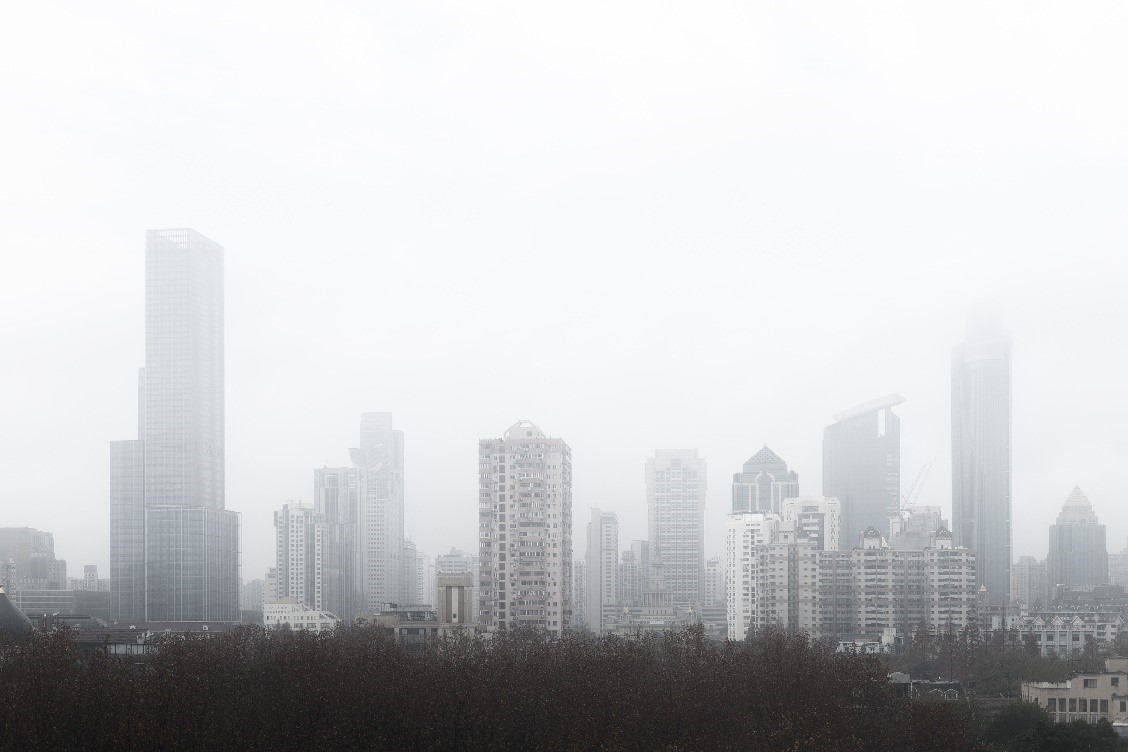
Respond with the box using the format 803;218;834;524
822;395;902;549
951;305;1011;604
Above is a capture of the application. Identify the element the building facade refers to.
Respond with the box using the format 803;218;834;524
313;465;362;620
1048;487;1108;590
0;528;67;591
781;496;842;551
585;509;618;632
111;229;239;622
478;421;572;637
731;446;799;514
646;449;706;607
951;305;1012;604
350;413;405;611
1012;555;1049;608
822;395;902;550
274;501;326;612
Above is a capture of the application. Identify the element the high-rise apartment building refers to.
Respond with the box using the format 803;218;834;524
436;548;479;619
726;513;783;639
732;446;799;514
274;502;325;611
349;413;405;611
646;450;706;607
585;509;619;632
0;528;67;591
704;556;726;607
111;229;239;622
313;465;362;621
478;421;572;637
952;305;1012;604
823;395;902;550
1047;487;1108;589
731;529;976;640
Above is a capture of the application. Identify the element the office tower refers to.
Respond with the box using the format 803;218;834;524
349;413;405;611
274;502;325;611
0;528;67;590
732;446;799;513
585;509;619;633
399;541;432;606
314;465;362;621
646;450;706;607
822;395;902;550
478;421;572;637
1047;487;1108;589
618;549;642;608
890;506;949;551
111;229;239;622
952;304;1012;604
572;560;586;629
780;496;842;551
1012;555;1048;608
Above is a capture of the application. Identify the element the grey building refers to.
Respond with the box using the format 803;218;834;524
1048;487;1108;590
1109;542;1128;590
822;395;902;549
111;229;239;623
313;466;362;621
349;413;405;611
732;445;799;514
646;449;706;607
585;509;619;632
952;305;1012;604
0;527;67;590
1012;555;1049;608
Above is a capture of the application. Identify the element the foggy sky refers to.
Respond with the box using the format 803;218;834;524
1;2;1126;581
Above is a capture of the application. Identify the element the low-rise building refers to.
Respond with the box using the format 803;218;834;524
1022;660;1128;724
264;599;340;633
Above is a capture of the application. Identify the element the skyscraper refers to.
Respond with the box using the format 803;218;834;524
1047;487;1108;590
646;449;706;607
951;305;1012;604
732;446;799;513
585;509;618;632
822;395;902;550
313;465;362;621
274;501;325;611
349;412;404;611
478;421;572;636
111;229;239;622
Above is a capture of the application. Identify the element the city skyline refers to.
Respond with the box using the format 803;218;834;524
3;4;1127;585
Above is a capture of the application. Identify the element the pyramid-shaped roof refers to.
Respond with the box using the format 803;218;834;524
1057;486;1099;524
745;445;784;467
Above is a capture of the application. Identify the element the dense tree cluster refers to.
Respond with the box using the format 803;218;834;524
0;625;1119;751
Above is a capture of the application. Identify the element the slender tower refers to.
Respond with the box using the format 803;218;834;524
111;229;239;622
951;304;1012;604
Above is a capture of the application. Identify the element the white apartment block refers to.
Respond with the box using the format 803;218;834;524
585;509;619;632
726;513;783;639
274;502;326;611
781;496;842;551
478;421;572;637
704;556;726;607
646;450;706;607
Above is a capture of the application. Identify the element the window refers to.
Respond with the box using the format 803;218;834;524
1120;701;1126;713
1113;677;1120;687
1069;699;1077;712
1084;679;1097;688
1048;699;1057;712
1101;700;1109;714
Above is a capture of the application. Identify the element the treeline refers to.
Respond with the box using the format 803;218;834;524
0;625;1118;751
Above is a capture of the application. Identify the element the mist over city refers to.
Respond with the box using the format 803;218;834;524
2;2;1127;750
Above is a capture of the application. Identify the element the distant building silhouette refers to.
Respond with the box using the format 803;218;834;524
1011;555;1048;608
951;304;1012;604
478;421;572;637
110;229;239;623
1047;487;1108;590
349;413;405;610
585;509;618;632
822;395;902;548
646;449;706;607
731;446;799;513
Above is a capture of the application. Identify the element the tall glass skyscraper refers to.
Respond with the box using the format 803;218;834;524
951;306;1011;604
1047;487;1107;591
350;412;405;611
111;229;239;622
822;395;902;549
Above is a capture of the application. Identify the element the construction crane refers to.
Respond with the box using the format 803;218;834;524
900;457;936;513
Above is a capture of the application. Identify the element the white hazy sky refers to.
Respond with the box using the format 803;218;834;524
1;2;1126;582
